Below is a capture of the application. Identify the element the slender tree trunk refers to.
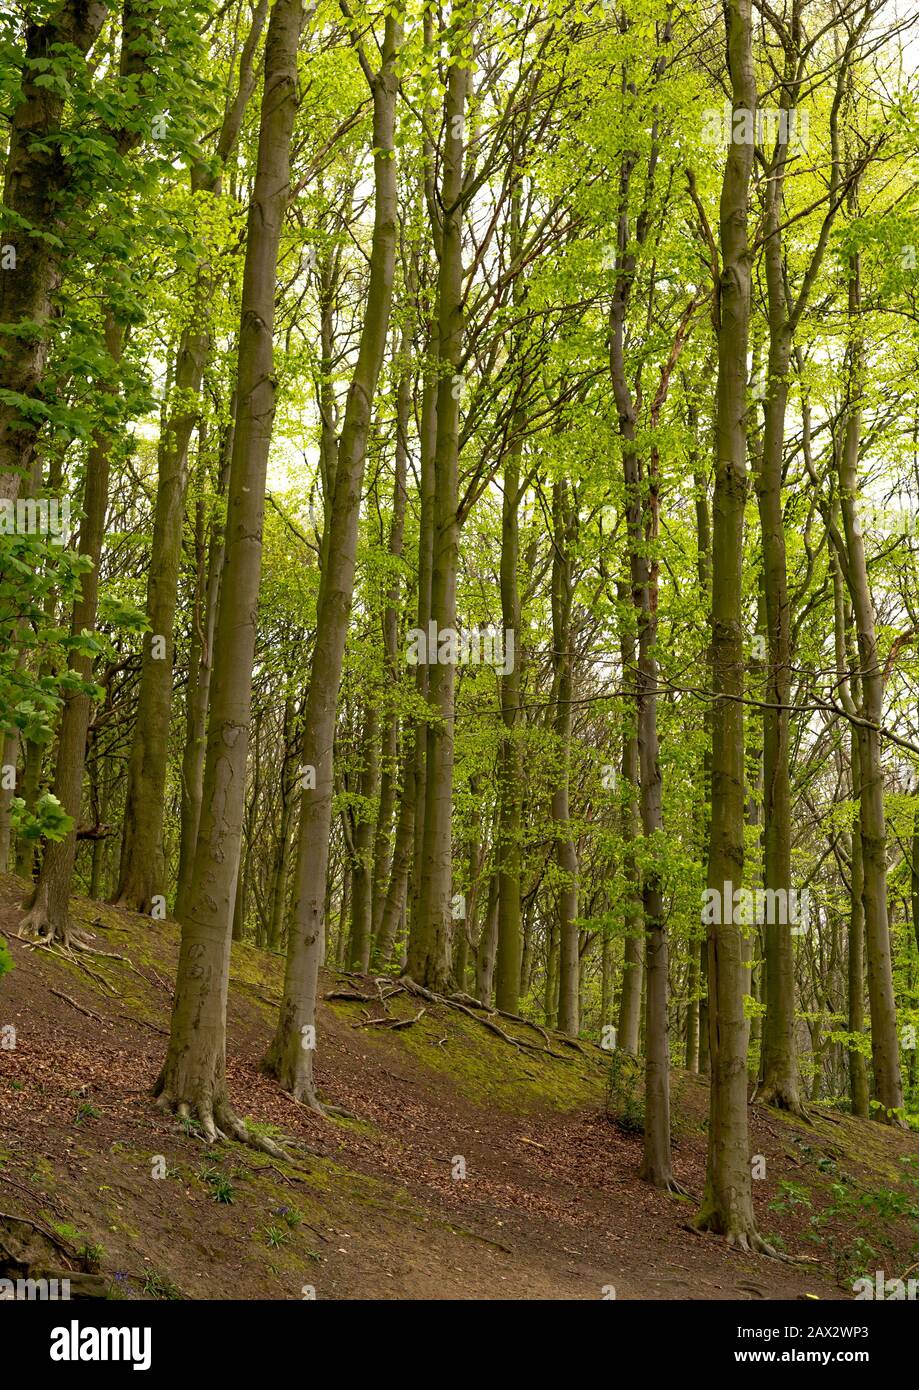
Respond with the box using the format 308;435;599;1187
752;89;802;1114
347;705;379;971
175;425;231;918
617;618;643;1054
407;53;468;991
551;481;580;1034
835;248;904;1124
20;317;124;942
694;0;766;1248
0;733;17;869
153;0;305;1145
495;440;523;1012
633;447;674;1188
370;335;409;945
115;5;268;910
475;867;499;1005
263;19;401;1106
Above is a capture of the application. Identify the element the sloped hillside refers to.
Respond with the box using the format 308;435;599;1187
1;874;918;1301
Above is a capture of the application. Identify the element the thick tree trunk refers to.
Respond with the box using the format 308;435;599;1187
263;19;401;1106
0;0;108;501
154;0;304;1145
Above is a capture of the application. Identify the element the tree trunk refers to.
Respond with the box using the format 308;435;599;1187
495;440;523;1013
694;0;766;1249
175;424;231;918
551;481;580;1034
407;53;468;991
834;248;904;1124
263;18;401;1106
20;317;124;942
115;3;268;911
153;0;304;1145
0;0;108;501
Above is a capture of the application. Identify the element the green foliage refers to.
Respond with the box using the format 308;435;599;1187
605;1051;644;1136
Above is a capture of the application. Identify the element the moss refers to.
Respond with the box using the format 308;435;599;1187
348;997;608;1112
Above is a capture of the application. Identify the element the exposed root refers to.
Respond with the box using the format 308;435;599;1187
659;1177;692;1197
277;1087;331;1119
725;1230;781;1259
396;977;570;1059
352;1007;425;1031
691;1213;781;1259
753;1082;811;1122
155;1090;290;1161
48;989;105;1023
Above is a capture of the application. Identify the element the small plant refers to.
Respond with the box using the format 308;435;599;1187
768;1179;812;1213
74;1101;99;1124
199;1165;234;1204
51;1221;103;1267
271;1204;303;1230
142;1269;182;1299
263;1224;290;1249
245;1117;285;1141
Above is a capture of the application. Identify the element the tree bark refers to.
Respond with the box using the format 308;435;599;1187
263;16;401;1106
551;481;580;1034
694;0;766;1248
407;51;469;991
154;0;305;1144
0;0;109;501
115;1;269;910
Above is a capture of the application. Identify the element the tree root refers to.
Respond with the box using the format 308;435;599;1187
155;1092;290;1161
753;1083;811;1122
48;988;105;1023
395;977;571;1059
352;1007;425;1031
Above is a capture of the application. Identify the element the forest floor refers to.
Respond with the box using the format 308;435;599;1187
1;872;918;1301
